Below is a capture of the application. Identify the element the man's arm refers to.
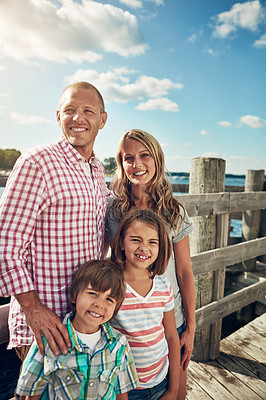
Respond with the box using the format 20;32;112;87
15;291;70;356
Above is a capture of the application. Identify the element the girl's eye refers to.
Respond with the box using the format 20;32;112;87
150;241;158;245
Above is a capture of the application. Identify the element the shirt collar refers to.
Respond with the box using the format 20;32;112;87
57;135;100;170
63;312;117;353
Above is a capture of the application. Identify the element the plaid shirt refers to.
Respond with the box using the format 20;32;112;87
0;136;110;348
16;313;139;399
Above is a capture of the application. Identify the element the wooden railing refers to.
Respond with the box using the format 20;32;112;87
176;191;266;334
1;191;266;352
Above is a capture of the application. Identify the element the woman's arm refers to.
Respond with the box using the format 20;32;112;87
173;236;196;369
25;395;42;400
103;232;110;259
161;309;180;399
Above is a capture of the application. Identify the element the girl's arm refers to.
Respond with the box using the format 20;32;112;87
174;235;196;370
161;308;180;399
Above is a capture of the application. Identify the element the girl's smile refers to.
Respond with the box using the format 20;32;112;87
121;221;159;272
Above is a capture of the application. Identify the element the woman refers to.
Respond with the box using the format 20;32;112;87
105;129;195;399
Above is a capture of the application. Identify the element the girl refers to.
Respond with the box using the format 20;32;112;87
111;209;180;400
105;129;195;399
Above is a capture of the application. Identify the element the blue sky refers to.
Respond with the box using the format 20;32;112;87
0;0;265;174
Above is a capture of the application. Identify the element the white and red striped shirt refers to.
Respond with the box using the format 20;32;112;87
0;136;110;348
111;276;174;388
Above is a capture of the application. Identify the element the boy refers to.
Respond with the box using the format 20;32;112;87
16;260;139;400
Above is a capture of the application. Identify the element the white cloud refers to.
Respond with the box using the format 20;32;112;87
240;114;266;128
65;68;183;105
212;0;263;39
203;48;220;57
218;121;232;127
187;34;197;43
135;97;179;112
200;129;210;135
0;65;6;71
201;152;221;157
10;112;50;125
0;0;147;63
0;92;11;100
254;33;266;48
184;142;191;147
119;0;143;9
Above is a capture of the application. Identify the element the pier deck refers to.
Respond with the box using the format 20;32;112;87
186;313;266;399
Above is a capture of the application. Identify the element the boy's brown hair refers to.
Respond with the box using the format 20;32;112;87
69;260;125;319
111;209;172;278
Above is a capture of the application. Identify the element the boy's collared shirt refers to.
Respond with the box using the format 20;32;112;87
16;312;138;399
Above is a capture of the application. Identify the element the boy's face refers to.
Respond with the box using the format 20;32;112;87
72;285;117;334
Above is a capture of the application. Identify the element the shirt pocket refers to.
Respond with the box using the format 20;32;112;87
49;368;84;399
94;366;120;399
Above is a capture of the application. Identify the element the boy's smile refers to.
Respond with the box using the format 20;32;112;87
72;286;116;334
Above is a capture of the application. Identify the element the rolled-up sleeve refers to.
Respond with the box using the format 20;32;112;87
0;158;47;297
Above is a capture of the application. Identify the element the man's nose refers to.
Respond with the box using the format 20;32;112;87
73;112;84;122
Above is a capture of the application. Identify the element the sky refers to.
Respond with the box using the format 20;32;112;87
0;0;266;175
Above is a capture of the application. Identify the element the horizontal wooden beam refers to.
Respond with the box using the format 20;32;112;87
195;278;266;330
175;191;266;217
191;237;266;276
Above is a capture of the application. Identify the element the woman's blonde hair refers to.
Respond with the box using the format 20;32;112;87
111;209;172;278
111;129;184;229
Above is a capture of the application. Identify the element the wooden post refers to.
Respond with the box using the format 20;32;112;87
242;170;265;271
189;157;226;361
259;179;266;263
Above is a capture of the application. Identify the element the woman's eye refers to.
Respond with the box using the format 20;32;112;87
124;156;133;162
141;153;150;158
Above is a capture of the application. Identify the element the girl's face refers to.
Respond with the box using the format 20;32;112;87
121;220;159;272
121;138;156;188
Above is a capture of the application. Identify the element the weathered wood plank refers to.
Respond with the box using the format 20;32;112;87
176;191;266;217
199;357;264;399
195;279;266;330
216;351;266;399
220;339;266;381
188;361;237;399
191;237;266;276
0;304;9;344
186;374;214;399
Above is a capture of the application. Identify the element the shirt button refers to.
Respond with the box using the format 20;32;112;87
89;382;94;387
66;375;71;381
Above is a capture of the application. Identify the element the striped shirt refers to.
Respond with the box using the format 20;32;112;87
111;276;174;388
0;136;109;348
16;313;139;399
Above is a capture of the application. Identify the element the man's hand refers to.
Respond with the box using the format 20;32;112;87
15;291;71;356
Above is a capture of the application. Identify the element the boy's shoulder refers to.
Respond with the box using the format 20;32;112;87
102;322;128;346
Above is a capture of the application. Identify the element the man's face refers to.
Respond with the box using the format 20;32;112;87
56;87;107;160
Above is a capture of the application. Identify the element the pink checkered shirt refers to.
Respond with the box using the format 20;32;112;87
0;136;110;348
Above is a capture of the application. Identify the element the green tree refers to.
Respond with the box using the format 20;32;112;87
0;148;21;170
103;157;117;175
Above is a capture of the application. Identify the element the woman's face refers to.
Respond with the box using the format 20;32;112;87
121;138;156;188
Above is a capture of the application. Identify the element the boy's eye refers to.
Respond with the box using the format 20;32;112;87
87;291;97;296
107;297;115;304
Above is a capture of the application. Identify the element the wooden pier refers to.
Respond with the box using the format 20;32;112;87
186;312;266;399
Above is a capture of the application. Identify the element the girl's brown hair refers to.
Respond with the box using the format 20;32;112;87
111;209;172;278
69;260;125;319
110;129;185;230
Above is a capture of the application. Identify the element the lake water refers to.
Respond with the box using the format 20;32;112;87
0;175;244;238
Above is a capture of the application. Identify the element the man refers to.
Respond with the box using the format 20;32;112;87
0;82;109;362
